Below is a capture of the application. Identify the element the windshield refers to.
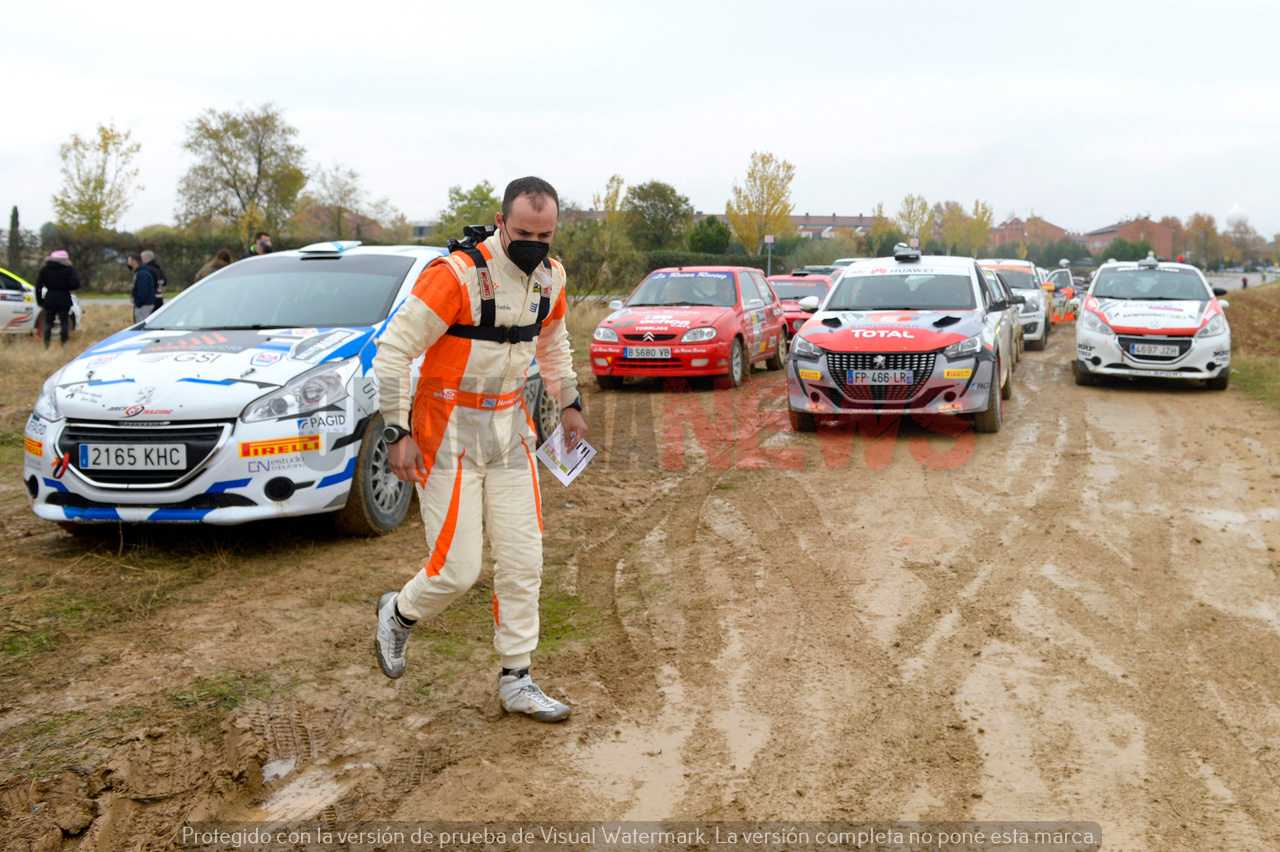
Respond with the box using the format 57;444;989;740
769;279;830;300
628;271;738;307
1092;267;1209;301
146;254;417;330
827;272;976;311
983;267;1037;289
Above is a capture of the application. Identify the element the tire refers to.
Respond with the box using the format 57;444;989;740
534;379;561;445
1207;370;1229;390
1001;356;1013;400
332;413;413;537
1026;331;1047;351
766;330;787;371
972;358;1003;433
789;409;817;432
1073;360;1097;386
595;374;623;391
726;338;747;387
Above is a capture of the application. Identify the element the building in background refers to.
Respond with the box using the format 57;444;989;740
1076;218;1173;258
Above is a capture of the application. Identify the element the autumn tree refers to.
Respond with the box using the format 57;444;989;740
1024;214;1055;246
432;180;501;242
623;180;694;251
552;175;642;299
688;215;733;254
1183;213;1220;268
1158;216;1185;257
937;201;968;255
965;200;996;257
895;193;932;244
177;104;307;243
726;152;796;254
51;122;142;232
864;203;904;257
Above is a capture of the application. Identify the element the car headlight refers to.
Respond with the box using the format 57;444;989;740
241;359;354;423
33;369;66;422
1019;299;1038;315
593;326;618;342
1080;311;1115;336
792;335;822;358
943;334;982;359
1195;314;1227;339
681;327;717;343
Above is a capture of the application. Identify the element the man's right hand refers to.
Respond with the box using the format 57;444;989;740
389;437;428;484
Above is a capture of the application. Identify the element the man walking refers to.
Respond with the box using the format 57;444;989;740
127;254;156;323
34;250;79;348
372;177;587;722
141;250;167;308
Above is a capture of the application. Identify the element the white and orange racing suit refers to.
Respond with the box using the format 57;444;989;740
373;233;578;671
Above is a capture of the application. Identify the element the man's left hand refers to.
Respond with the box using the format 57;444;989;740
561;408;588;450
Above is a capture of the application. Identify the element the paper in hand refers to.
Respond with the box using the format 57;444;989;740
535;424;596;486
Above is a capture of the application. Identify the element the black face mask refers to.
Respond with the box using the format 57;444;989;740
504;233;549;276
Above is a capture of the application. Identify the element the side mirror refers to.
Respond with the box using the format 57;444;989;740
744;298;764;311
1042;283;1056;292
1011;295;1027;306
1212;287;1228;297
608;299;623;310
797;296;821;312
1219;299;1230;308
989;299;1008;313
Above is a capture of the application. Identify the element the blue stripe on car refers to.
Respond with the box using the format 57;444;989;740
43;478;69;492
148;508;215;521
207;478;251;493
317;457;357;488
63;507;121;521
178;378;235;386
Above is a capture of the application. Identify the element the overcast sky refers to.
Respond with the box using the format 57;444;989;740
6;0;1278;241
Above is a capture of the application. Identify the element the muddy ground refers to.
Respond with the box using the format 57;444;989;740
3;323;1280;851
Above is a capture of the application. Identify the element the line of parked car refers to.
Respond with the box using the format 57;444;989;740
587;247;1233;434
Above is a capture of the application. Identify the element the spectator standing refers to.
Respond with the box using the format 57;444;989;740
127;254;156;323
141;250;167;308
34;250;80;348
194;249;233;282
242;231;272;259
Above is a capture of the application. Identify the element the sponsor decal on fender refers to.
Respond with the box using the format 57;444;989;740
291;330;356;362
798;369;822;381
943;368;972;379
937;401;965;412
24;437;42;456
239;435;321;458
251;351;283;368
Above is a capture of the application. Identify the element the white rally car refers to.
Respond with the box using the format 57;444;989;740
23;241;565;535
1074;256;1231;389
978;259;1051;350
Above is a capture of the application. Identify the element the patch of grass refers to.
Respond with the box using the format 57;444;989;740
537;585;599;655
1231;354;1280;409
565;300;613;355
168;670;276;739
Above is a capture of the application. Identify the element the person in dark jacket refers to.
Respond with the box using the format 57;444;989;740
141;250;167;308
242;231;272;259
34;250;80;348
127;254;156;324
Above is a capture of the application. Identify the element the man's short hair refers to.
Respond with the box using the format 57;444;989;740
254;231;270;240
127;253;142;263
140;250;155;263
502;177;559;218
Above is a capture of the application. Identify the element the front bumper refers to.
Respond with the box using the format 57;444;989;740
1075;328;1230;380
786;348;997;416
24;411;365;525
1019;310;1047;341
590;339;733;378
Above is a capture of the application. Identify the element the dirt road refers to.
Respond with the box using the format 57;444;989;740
4;331;1280;850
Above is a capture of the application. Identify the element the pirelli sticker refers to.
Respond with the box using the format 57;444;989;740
798;369;822;381
944;368;972;379
24;437;42;456
239;435;321;458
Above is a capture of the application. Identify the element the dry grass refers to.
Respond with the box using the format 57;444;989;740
1220;283;1280;411
565;299;613;356
0;304;133;431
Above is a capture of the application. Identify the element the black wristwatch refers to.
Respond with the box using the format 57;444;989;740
382;424;411;444
564;395;583;413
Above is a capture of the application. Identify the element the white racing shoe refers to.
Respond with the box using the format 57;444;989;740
499;670;572;722
375;591;411;679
